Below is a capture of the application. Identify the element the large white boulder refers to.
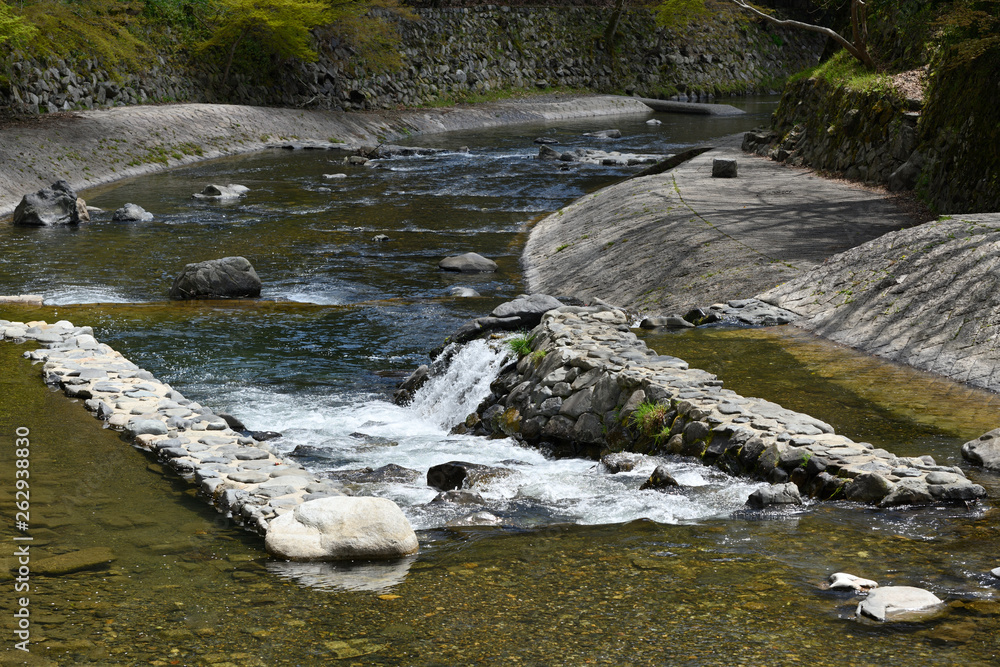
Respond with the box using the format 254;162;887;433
265;497;418;561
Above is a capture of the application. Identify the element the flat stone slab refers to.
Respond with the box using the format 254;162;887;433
33;547;116;576
857;586;944;622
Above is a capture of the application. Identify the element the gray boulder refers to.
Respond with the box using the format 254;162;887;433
427;461;512;491
439;252;498;273
962;428;1000;471
111;203;154;222
639;465;680;491
168;256;262;300
601;452;640;474
538;144;563;160
490;294;562;326
264;496;419;561
745;482;802;509
13;180;84;226
857;586;943;622
583;129;622;139
192;184;249;200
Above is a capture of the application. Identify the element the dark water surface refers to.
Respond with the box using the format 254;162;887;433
2;102;999;664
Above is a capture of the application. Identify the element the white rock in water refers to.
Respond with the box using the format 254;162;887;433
265;496;419;561
991;567;1000;579
857;586;943;622
827;572;879;591
646;119;662;125
323;173;348;180
192;184;249;200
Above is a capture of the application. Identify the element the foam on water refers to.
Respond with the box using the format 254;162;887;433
210;336;766;530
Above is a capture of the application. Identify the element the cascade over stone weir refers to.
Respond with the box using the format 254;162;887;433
445;303;986;507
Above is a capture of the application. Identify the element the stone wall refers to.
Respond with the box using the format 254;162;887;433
741;75;921;190
743;58;1000;214
439;303;985;507
0;7;823;115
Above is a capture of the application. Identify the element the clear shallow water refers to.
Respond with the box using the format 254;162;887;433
1;100;999;664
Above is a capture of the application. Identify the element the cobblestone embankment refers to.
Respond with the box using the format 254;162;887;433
2;318;349;536
462;305;985;506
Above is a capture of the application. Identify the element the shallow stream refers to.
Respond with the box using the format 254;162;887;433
1;101;999;665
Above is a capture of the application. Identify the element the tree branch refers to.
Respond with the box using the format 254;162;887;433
729;0;874;69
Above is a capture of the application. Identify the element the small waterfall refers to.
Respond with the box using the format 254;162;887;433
408;338;514;429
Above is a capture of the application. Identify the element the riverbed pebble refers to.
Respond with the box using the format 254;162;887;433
4;317;417;559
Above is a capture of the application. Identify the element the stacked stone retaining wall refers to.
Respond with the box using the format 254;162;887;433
457;304;985;506
0;7;823;115
742;76;920;188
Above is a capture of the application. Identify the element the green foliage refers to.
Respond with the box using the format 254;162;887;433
630;401;672;436
0;3;37;47
15;0;154;72
506;332;536;357
198;0;333;83
325;0;414;75
932;0;1000;67
654;0;712;29
788;51;894;94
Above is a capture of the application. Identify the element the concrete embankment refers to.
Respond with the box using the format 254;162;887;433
523;134;915;315
0;95;650;218
458;304;985;506
760;213;1000;393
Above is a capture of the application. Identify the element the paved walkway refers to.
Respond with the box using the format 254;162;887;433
524;134;915;314
0;96;650;217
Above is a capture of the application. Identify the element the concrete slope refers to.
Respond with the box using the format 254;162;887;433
0;95;650;217
760;213;1000;393
523;134;914;314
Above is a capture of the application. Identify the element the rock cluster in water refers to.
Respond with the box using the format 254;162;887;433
12;180;89;227
1;318;418;561
429;302;985;507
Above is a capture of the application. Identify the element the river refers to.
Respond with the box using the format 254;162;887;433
1;99;998;665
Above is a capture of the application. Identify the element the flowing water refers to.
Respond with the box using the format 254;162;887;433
1;101;999;665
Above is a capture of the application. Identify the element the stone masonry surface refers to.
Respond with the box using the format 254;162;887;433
0;8;823;115
465;305;985;506
1;318;348;536
759;213;1000;393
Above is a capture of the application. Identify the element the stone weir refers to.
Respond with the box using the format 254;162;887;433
1;318;419;561
451;304;985;507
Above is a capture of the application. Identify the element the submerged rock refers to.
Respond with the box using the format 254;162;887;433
264;496;418;561
439;252;498;273
446;511;503;527
33;547;116;575
13;180;85;226
962;428;1000;471
192;184;249;200
168;256;261;300
111;203;154;222
449;286;480;298
857;586;944;622
583;129;622;139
